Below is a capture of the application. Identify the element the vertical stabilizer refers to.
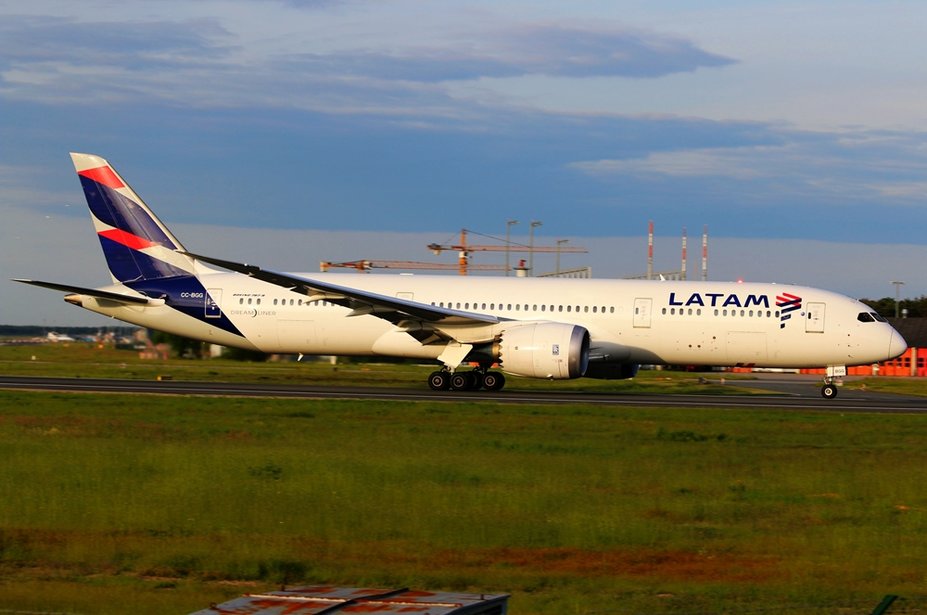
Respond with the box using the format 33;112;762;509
71;152;195;283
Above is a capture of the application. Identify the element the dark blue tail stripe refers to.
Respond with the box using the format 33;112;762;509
98;235;188;283
80;176;177;249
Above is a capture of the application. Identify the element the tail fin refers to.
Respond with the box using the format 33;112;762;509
71;152;196;283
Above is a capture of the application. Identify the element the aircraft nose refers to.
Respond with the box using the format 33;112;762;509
888;327;908;360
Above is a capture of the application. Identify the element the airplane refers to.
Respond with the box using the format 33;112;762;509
14;153;907;399
45;332;76;343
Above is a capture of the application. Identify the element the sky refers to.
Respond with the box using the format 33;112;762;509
2;0;927;326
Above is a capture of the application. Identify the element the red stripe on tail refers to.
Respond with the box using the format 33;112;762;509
79;166;125;189
98;228;156;250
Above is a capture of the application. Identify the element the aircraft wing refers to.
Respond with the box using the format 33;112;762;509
181;252;501;329
13;279;158;305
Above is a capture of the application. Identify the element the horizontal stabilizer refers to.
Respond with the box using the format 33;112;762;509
13;279;156;305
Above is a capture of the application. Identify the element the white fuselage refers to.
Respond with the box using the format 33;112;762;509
76;273;905;370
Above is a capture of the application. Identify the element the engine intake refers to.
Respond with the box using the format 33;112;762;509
495;322;589;379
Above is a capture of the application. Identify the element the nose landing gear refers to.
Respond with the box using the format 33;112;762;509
820;365;846;399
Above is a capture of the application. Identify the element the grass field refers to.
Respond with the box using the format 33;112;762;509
1;344;927;613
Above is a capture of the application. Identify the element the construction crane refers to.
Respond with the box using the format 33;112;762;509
427;229;587;275
320;260;506;273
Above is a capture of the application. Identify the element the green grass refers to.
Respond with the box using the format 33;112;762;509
2;343;926;613
6;341;924;397
2;390;927;613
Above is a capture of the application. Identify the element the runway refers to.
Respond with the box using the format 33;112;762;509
0;374;924;413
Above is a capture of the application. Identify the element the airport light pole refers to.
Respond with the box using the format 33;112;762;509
528;220;542;276
556;239;568;274
891;280;905;318
505;219;518;276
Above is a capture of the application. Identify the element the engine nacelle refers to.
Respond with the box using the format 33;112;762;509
495;322;589;379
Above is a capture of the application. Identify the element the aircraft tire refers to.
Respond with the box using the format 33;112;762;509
428;371;451;391
450;372;476;391
482;371;505;391
821;383;838;399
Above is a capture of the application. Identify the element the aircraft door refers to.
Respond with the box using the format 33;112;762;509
633;298;652;328
805;302;825;333
205;288;222;319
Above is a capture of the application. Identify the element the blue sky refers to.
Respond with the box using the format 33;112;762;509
3;0;927;325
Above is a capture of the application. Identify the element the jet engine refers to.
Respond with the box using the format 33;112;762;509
493;322;589;379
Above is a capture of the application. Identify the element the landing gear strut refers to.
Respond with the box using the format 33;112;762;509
427;367;506;392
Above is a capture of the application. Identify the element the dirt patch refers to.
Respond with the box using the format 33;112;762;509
438;546;783;584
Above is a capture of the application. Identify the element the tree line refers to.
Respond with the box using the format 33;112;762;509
861;295;927;318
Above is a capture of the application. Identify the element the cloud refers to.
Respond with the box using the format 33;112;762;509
503;25;734;78
569;147;773;180
568;129;927;207
0;11;732;117
0;15;235;104
0;15;231;68
281;25;734;82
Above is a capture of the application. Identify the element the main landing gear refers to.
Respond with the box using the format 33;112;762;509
427;368;506;392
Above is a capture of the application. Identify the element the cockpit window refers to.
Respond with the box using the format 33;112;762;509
858;312;887;323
